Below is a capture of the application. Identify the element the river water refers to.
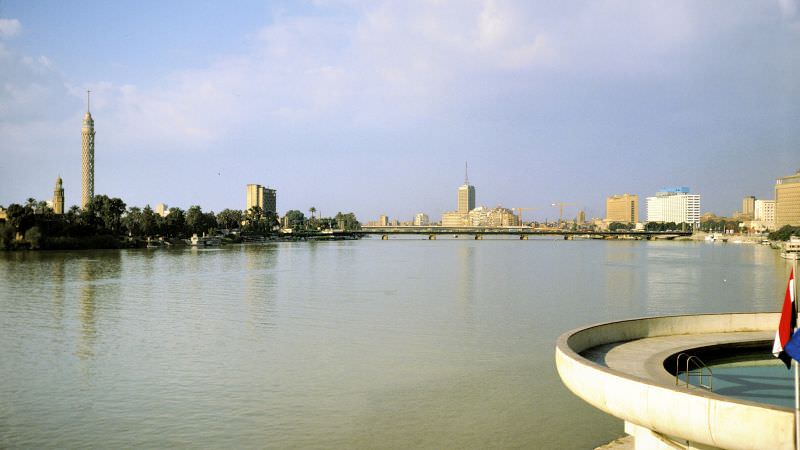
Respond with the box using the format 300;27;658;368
0;238;791;448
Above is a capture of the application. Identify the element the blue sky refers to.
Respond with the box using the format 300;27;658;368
1;0;798;222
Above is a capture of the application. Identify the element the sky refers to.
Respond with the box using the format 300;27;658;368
1;0;798;222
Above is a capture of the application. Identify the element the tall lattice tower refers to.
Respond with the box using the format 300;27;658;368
81;91;95;209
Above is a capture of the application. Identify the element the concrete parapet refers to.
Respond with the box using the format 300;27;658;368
556;313;793;450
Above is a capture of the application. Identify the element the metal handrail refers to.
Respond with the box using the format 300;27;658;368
675;352;713;391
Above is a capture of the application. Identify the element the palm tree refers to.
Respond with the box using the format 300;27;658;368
309;206;316;219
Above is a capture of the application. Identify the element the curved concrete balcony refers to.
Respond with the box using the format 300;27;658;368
555;313;793;450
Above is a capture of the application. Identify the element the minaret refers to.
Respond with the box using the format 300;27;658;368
53;176;64;214
81;90;95;209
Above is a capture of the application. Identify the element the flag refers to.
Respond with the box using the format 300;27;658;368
773;268;796;368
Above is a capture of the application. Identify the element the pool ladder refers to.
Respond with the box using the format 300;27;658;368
675;353;713;391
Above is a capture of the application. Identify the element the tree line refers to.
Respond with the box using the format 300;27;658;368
1;196;360;250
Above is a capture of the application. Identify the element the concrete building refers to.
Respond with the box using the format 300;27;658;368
645;187;701;228
775;170;800;228
155;203;169;218
741;196;755;220
52;176;64;215
576;210;586;225
263;188;276;214
754;199;775;228
246;184;277;214
457;163;476;214
441;211;467;227
467;206;490;226
458;184;475;214
81;91;95;209
378;215;389;226
606;194;639;224
442;164;477;227
463;206;520;227
487;207;519;227
414;213;430;226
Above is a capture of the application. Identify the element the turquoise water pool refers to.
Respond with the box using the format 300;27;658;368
697;359;794;408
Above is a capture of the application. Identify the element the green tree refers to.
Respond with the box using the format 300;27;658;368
24;226;42;249
186;205;204;235
284;210;306;229
141;205;159;237
0;222;15;249
609;222;632;231
164;207;187;238
123;206;143;236
769;225;800;241
83;195;127;234
334;212;360;230
217;209;243;230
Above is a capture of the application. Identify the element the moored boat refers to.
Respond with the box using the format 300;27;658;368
188;233;221;247
781;236;800;260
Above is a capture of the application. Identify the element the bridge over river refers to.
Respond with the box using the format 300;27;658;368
348;226;692;240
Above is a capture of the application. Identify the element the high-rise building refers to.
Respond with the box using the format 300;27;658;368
263;188;276;214
414;213;430;226
606;194;639;223
741;196;756;220
379;215;389;226
457;163;475;214
155;203;169;218
246;184;262;212
246;184;278;214
775;170;800;228
576;210;586;225
52;176;64;215
81;91;95;209
645;187;701;228
754;199;775;226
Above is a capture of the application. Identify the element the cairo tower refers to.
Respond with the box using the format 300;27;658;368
81;91;95;209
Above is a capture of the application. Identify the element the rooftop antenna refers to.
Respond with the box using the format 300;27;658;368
87;90;91;112
464;161;469;185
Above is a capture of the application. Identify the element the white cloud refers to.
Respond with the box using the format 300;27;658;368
1;1;797;154
0;18;21;39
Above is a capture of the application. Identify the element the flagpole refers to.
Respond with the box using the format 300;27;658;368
795;258;799;450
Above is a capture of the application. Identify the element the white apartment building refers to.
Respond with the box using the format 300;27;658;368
414;213;430;226
754;199;776;227
645;187;701;228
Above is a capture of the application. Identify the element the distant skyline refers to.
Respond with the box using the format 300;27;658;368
1;1;798;221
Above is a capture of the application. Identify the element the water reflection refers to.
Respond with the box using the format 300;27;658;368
51;253;66;329
77;258;97;360
75;252;122;361
603;243;640;317
643;244;701;315
456;244;476;327
244;245;278;331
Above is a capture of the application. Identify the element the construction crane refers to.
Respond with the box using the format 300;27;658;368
551;202;575;226
512;207;537;227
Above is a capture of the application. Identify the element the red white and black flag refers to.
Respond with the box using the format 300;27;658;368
773;268;797;369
